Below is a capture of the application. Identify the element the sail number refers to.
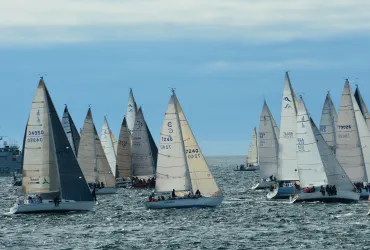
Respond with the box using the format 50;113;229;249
186;148;201;159
118;140;128;147
297;138;305;151
161;137;173;142
160;145;172;150
320;125;327;132
283;132;293;138
28;130;44;136
259;133;265;139
338;133;350;139
338;125;351;130
27;138;43;143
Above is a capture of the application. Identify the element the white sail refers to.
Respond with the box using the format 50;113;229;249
355;86;370;130
258;101;279;179
78;109;98;184
312;118;354;191
278;72;299;181
22;79;59;194
110;131;118;155
319;92;338;152
95;129;116;188
176;95;221;197
336;80;367;182
247;128;258;166
131;108;155;178
155;95;191;193
116;117;132;179
296;97;328;188
101;117;117;177
126;88;137;135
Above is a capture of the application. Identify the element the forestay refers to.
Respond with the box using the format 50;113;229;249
61;106;80;156
278;72;299;181
176;95;221;197
131;108;155;178
296;97;328;188
336;81;366;182
258;101;279;179
319;92;337;153
101;117;117;177
116;117;132;179
155;95;191;193
247;128;258;166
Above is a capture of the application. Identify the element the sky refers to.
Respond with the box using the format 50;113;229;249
1;0;370;156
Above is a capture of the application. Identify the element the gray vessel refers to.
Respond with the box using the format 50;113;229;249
0;139;22;176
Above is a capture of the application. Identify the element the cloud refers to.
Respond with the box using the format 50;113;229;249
1;0;370;44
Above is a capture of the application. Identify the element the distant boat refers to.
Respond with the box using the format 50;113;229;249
319;91;338;153
146;89;223;209
336;80;370;199
62;105;80;156
101;116;117;177
10;78;93;214
290;97;359;203
78;108;117;195
115;117;132;188
131;107;155;188
267;72;300;199
252;101;279;190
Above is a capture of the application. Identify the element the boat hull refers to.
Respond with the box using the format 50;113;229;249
116;180;132;188
359;189;369;200
266;186;295;199
10;200;94;214
252;181;275;190
95;187;117;195
289;191;360;203
145;196;223;209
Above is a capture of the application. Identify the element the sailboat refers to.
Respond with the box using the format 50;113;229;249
146;89;223;209
236;128;259;171
131;107;156;188
319;92;338;153
336;80;370;199
354;85;370;130
290;97;359;203
101;116;117;177
252;101;279;190
267;72;300;199
115;117;132;188
62;105;80;156
10;78;94;214
78;108;117;195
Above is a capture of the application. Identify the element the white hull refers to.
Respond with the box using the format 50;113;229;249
10;200;94;214
266;185;295;199
95;187;117;195
289;191;359;203
252;181;275;190
145;196;223;209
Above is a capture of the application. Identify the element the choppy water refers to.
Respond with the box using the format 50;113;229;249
0;160;369;250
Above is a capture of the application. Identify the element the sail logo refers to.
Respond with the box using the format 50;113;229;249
42;178;49;184
284;97;292;109
301;116;305;128
167;122;173;133
36;109;41;124
320;125;327;132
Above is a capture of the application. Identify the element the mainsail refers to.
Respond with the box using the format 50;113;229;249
101;117;117;177
319;92;337;153
126;88;138;135
61;105;80;156
278;72;299;181
78;108;116;187
116;117;132;178
131;108;155;178
336;80;370;183
22;78;92;201
354;85;370;130
258;101;279;179
155;90;221;197
296;97;328;188
246;127;258;166
146;123;158;168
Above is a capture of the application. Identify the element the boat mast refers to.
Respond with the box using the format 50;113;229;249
172;89;193;192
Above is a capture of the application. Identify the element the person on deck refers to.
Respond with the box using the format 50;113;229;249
92;187;97;201
101;182;105;188
195;189;201;197
320;185;325;196
172;189;177;198
332;185;337;195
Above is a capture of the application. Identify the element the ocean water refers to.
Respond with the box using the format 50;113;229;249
0;158;369;250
